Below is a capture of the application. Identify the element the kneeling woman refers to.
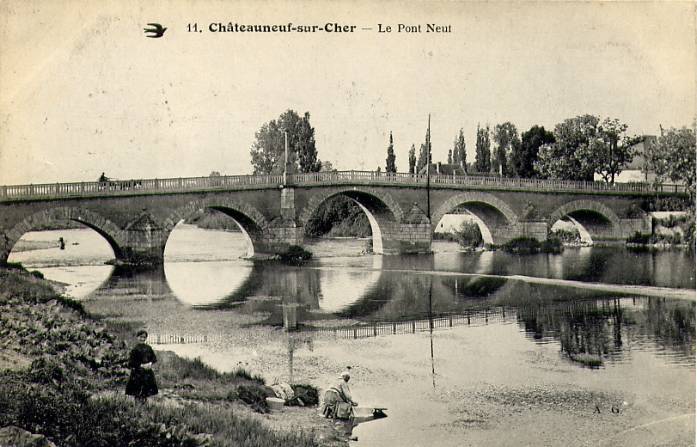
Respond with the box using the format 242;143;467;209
125;330;158;403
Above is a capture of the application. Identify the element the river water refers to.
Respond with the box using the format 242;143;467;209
8;225;696;446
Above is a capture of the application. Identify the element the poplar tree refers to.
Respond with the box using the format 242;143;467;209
385;132;397;173
453;128;467;171
474;124;491;173
408;144;417;174
492;122;520;176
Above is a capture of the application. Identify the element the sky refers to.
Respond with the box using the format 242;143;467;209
0;0;695;185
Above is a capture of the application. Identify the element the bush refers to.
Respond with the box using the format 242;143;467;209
234;384;275;413
541;237;563;254
568;352;603;368
551;228;581;244
290;384;320;406
501;237;541;254
454;221;483;248
627;231;687;246
279;246;313;265
228;367;266;385
643;196;692;212
0;371;202;447
653;214;689;228
2;261;26;270
304;195;371;238
627;232;652;244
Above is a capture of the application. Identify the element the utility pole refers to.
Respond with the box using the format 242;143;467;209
283;131;290;185
426;114;431;220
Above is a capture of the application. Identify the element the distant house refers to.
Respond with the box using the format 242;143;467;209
593;135;657;183
418;162;467;176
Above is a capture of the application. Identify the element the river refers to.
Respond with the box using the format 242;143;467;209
8;225;696;446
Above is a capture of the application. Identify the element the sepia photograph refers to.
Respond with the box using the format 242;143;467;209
0;1;695;446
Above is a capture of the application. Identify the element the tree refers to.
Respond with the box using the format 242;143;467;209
534;114;599;181
576;118;639;183
416;143;429;173
385;132;397;173
511;125;555;178
415;127;433;174
408;144;417;174
492;122;520;176
474;124;491;173
249;110;322;174
453;128;467;171
320;160;335;172
645;126;696;199
295;113;322;173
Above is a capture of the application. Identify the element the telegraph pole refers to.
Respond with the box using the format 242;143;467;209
426;114;431;220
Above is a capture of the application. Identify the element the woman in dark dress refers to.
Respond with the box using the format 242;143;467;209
125;330;158;403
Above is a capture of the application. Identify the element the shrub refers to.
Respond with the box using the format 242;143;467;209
234;384;275;413
568;352;603;368
290;384;320;406
454;221;483;248
56;295;87;316
551;228;581;244
2;261;26;270
627;232;652;244
279;245;313;265
501;237;541;254
228;367;266;385
653;214;688;228
541;237;563;254
684;219;695;249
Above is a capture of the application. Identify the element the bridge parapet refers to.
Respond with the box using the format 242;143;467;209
0;171;687;202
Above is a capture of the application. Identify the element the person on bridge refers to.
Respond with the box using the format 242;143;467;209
125;330;158;404
98;172;108;182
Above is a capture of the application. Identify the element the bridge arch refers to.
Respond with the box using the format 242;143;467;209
164;198;270;257
548;200;622;244
1;207;124;263
431;192;519;245
298;187;405;254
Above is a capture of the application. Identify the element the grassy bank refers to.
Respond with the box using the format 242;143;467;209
0;267;342;447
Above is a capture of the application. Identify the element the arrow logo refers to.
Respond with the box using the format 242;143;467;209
144;23;167;38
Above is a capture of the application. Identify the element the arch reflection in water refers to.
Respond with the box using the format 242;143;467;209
216;262;384;326
163;223;256;307
315;256;383;313
164;260;254;307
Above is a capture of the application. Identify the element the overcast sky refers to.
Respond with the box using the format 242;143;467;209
1;0;695;185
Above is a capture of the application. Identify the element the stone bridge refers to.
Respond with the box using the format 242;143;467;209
0;171;687;267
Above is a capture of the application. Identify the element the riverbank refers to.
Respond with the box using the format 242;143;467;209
0;267;348;447
11;239;60;253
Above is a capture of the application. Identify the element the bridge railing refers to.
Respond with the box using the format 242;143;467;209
0;170;686;200
0;173;285;200
290;171;685;194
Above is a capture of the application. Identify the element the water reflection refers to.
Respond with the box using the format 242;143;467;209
515;294;695;367
12;227;694;372
90;265;174;300
164;260;254;306
79;259;696;369
431;247;695;289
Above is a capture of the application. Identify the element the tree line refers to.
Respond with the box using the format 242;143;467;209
248;110;695;237
248;109;693;191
